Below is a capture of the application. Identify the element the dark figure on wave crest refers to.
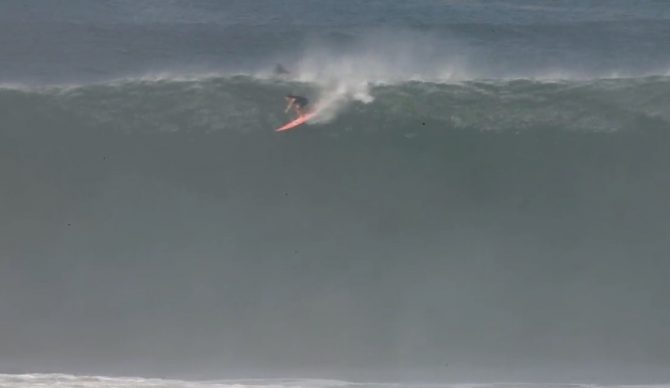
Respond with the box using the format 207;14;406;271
285;95;309;119
273;63;290;77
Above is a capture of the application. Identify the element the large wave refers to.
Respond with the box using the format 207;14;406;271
2;74;670;379
3;1;670;381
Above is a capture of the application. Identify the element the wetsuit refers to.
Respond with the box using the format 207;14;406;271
289;95;309;108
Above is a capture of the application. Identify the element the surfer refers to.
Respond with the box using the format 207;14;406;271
285;95;309;118
273;64;290;77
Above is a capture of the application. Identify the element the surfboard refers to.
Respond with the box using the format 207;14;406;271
275;111;317;132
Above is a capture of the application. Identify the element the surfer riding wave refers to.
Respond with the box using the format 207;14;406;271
285;95;309;118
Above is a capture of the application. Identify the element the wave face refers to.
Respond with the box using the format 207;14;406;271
2;76;670;381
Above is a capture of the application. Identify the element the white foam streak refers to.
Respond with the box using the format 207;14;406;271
1;374;669;388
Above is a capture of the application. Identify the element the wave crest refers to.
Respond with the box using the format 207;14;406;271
1;76;668;135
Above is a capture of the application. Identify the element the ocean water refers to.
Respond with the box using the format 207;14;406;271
1;0;670;385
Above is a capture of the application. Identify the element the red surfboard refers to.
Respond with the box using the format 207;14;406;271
275;111;317;132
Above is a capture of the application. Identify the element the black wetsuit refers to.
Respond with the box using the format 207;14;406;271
290;96;309;108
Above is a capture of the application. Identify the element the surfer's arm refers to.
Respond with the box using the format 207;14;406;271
284;99;295;113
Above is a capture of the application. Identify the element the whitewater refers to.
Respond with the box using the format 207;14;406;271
1;374;669;388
